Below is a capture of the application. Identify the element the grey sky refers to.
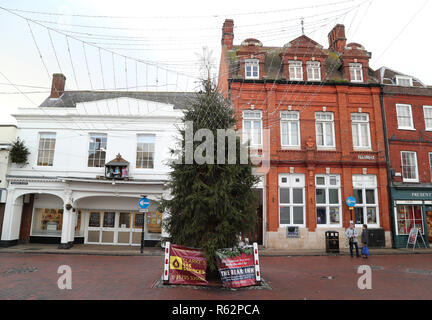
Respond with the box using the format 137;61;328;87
1;0;431;120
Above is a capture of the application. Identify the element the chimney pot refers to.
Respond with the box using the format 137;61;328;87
50;73;66;98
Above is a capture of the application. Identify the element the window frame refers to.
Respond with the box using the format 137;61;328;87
306;61;321;81
394;204;425;236
349;63;363;83
401;151;419;183
242;110;263;147
136;134;156;169
288;60;303;81
315;112;336;149
36;132;56;167
315;174;342;227
423;106;432;131
280;111;300;148
279;174;306;227
396;104;415;130
351;113;371;150
245;59;259;80
395;76;413;87
352;175;380;228
87;133;107;168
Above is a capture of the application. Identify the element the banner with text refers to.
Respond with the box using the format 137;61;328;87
168;244;208;285
215;246;257;288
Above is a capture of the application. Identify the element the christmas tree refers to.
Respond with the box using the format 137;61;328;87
161;79;259;272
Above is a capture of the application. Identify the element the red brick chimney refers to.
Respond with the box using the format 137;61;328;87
50;73;66;98
328;24;346;54
221;19;234;50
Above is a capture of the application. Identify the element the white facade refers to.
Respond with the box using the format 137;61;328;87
1;96;184;247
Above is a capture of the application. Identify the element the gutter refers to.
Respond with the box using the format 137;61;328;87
380;85;396;249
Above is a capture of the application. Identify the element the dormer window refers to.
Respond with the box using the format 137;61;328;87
349;63;363;83
289;61;303;81
245;59;259;79
307;61;321;81
395;76;413;87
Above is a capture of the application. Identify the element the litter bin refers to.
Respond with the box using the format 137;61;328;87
325;231;339;254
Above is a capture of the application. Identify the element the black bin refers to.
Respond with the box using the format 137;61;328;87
325;231;340;254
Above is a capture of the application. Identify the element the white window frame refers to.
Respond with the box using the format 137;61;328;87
242;110;262;147
279;174;305;227
351;113;371;150
352;175;380;228
280;111;300;148
245;59;259;79
395;76;413;87
396;104;415;130
315;174;342;227
423;106;432;131
429;152;432;183
88;133;107;168
394;204;425;236
349;63;363;83
136;134;155;169
289;60;303;81
37;132;56;167
306;61;321;81
401;151;419;182
315;112;335;149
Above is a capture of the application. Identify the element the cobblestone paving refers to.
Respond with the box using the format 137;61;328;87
1;253;432;300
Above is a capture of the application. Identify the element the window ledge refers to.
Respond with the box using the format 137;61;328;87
397;127;416;131
317;147;337;151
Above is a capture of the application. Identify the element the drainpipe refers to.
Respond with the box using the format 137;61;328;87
379;85;396;248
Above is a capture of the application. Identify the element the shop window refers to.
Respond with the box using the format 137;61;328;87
37;133;56;166
103;212;115;228
89;212;101;227
315;175;341;226
88;133;107;167
31;208;63;236
396;205;424;235
279;174;305;226
119;212;131;228
352;175;379;226
133;212;144;229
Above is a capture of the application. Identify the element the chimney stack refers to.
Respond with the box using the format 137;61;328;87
221;19;234;50
328;24;346;54
50;73;66;98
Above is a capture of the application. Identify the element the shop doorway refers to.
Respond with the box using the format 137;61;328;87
243;189;263;245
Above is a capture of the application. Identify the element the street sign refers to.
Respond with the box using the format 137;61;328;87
346;196;356;208
139;208;149;213
138;197;150;209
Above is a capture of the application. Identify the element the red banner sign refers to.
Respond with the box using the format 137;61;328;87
168;244;208;285
215;247;257;288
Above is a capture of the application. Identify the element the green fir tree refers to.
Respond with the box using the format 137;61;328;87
10;137;30;164
161;79;259;272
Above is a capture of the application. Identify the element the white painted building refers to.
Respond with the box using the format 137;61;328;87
0;74;195;248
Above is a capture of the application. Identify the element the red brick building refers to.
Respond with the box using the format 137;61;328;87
377;67;432;248
218;19;391;249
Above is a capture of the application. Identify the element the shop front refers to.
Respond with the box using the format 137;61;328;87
390;187;432;248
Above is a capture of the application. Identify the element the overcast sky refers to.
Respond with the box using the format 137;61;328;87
0;0;431;120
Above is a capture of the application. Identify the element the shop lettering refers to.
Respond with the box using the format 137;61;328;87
172;304;206;318
358;155;375;160
411;192;432;198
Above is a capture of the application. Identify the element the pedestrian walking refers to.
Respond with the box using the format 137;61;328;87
361;224;369;259
346;223;360;258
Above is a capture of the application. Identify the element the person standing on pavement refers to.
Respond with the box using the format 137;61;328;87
346;223;360;258
361;224;369;258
